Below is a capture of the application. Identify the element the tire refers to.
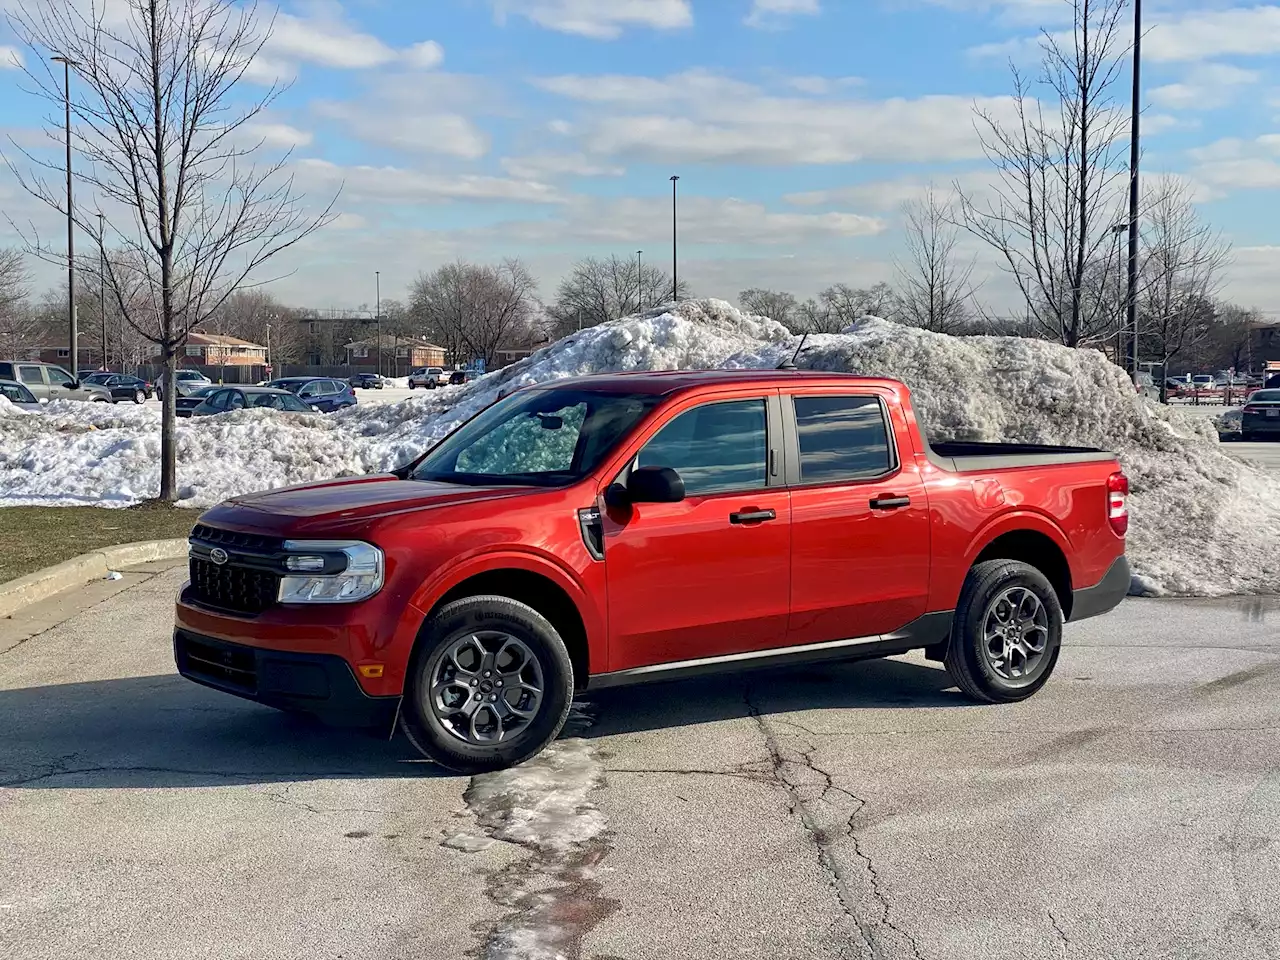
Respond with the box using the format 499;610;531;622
133;390;146;404
408;383;416;390
399;596;574;773
944;559;1063;704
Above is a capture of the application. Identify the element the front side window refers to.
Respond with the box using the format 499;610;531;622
793;396;893;484
413;389;660;487
18;365;45;385
637;399;768;496
277;393;310;412
204;389;232;412
46;366;75;387
227;391;246;410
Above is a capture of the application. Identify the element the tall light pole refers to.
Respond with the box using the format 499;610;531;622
52;55;79;376
97;212;106;371
670;175;680;302
1125;0;1142;385
636;249;643;311
1112;222;1128;366
375;270;382;377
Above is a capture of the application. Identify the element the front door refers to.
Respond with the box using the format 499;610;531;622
603;395;791;672
784;392;931;646
45;365;78;400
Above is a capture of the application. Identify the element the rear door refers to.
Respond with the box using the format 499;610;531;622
783;391;931;645
603;393;791;671
17;364;49;400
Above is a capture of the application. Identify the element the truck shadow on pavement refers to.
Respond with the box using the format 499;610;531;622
1;656;962;788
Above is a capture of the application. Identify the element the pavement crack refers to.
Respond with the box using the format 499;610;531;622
602;766;769;782
257;783;386;817
744;686;925;960
0;764;257;788
1048;910;1069;955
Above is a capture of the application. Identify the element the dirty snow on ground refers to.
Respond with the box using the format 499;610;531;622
442;738;612;960
0;298;1275;596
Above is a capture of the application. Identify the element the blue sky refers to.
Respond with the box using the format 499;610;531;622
2;0;1278;313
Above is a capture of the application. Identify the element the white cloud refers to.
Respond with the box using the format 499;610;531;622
745;0;821;29
313;100;489;158
490;0;693;39
1150;63;1261;110
403;40;445;71
786;171;999;209
1188;135;1280;192
784;75;863;95
501;153;626;179
243;122;314;149
0;45;23;70
535;70;1022;165
293;158;564;205
1146;6;1280;63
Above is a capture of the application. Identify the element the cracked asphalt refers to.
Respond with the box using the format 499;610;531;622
3;564;1279;960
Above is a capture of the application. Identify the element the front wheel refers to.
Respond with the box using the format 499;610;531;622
399;596;574;773
944;560;1063;703
133;390;146;404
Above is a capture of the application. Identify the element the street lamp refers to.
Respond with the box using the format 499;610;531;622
97;212;106;371
636;249;643;311
1111;223;1129;366
670;175;680;302
51;55;79;376
375;270;381;377
1125;0;1142;385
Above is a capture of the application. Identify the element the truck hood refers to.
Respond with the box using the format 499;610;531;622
198;475;536;535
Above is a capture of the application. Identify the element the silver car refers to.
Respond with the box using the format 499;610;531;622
0;378;45;410
0;362;113;403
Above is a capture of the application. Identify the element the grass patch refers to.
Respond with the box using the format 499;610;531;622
0;502;201;585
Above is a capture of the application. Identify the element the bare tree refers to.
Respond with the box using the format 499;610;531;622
958;0;1131;347
1139;176;1230;397
0;247;37;358
738;288;799;327
792;283;897;334
6;0;334;499
894;187;979;334
548;255;688;336
207;288;304;363
409;260;540;368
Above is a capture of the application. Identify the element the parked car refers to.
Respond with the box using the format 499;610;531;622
190;386;319;416
349;373;385;390
264;377;357;412
175;370;1130;773
448;369;478;386
1190;375;1218;392
1135;371;1158;400
0;361;113;403
1241;389;1280;441
408;367;445;389
175;385;220;418
81;373;155;404
0;378;44;410
156;369;213;401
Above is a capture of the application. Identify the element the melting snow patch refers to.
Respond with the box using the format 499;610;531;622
442;738;615;960
1;298;1277;596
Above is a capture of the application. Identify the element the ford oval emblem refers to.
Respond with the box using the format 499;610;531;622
209;547;229;566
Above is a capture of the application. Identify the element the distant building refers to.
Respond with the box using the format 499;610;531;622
345;335;446;373
169;332;268;366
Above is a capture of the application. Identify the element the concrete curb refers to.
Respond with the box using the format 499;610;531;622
0;539;188;619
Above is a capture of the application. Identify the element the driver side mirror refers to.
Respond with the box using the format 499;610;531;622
613;465;685;506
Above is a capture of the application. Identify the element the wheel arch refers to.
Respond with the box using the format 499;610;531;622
970;525;1074;620
406;554;598;689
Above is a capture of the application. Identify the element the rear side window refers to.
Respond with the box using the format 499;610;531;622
0;363;13;379
1;382;34;402
792;396;893;484
18;365;44;385
638;399;767;496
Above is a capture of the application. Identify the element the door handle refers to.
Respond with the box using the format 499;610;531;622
729;508;777;524
869;496;911;510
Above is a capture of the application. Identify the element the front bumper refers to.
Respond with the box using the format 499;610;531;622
1070;555;1130;622
174;628;399;728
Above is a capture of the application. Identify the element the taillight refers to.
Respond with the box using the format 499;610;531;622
1107;471;1129;536
1244;405;1260;414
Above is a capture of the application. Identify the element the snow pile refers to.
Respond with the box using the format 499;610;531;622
0;297;1275;595
0;395;30;418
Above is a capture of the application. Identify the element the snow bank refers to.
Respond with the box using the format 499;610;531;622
0;297;1274;596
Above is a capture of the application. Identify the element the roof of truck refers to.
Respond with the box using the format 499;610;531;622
538;369;904;394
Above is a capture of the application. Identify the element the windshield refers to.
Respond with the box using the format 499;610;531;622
411;388;661;487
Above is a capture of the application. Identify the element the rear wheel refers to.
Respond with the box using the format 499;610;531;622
399;596;574;773
944;560;1063;703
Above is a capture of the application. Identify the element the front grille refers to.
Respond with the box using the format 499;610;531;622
191;524;281;553
176;633;257;693
189;557;280;615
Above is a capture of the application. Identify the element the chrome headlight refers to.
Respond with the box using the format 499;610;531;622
277;540;384;604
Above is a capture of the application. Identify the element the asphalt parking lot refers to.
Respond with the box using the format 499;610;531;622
2;563;1278;960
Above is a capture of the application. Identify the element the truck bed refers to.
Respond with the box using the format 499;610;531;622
929;440;1116;473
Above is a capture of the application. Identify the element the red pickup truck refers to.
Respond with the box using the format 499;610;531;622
174;371;1130;772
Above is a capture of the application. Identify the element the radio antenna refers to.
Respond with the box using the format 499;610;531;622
776;331;809;370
